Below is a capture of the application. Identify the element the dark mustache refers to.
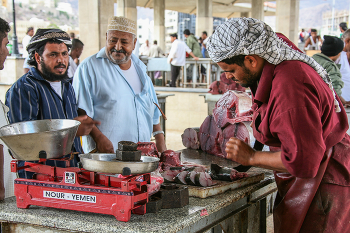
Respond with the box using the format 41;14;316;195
54;64;66;69
111;48;126;54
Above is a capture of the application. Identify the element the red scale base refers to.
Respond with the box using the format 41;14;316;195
11;158;150;222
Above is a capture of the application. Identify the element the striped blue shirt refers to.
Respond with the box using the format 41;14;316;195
5;67;82;178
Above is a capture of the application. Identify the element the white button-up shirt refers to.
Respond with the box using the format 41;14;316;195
168;39;192;66
73;48;161;152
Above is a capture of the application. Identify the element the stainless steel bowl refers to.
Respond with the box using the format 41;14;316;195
0;119;80;160
79;153;159;174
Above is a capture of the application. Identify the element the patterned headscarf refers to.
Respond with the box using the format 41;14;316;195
26;29;72;68
207;18;340;112
27;29;71;54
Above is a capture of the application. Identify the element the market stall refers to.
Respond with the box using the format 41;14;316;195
0;149;276;233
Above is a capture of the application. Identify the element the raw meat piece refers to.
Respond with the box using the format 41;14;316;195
160;150;181;167
193;166;206;173
174;171;189;184
185;171;197;185
218;122;253;158
230;170;249;180
209;164;248;181
195;172;215;187
213;91;253;128
181;161;208;171
181;127;200;149
208;74;246;95
220;72;246;92
161;170;181;183
208;81;228;94
199;115;223;157
147;174;164;196
137;142;159;157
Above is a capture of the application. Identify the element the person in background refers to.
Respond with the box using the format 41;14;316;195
69;32;75;40
183;29;203;83
73;17;167;153
312;36;346;104
198;37;203;48
183;29;202;58
304;28;323;50
149;40;165;80
201;31;209;58
168;33;199;87
339;22;348;38
22;27;34;73
22;27;33;59
68;38;84;79
208;17;350;233
139;39;150;57
338;29;350;105
0;17;10;201
299;29;305;43
149;40;165;58
5;29;99;179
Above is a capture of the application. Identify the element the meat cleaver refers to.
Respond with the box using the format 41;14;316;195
234;140;265;172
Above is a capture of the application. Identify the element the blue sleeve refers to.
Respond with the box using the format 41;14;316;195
72;62;94;118
5;81;39;123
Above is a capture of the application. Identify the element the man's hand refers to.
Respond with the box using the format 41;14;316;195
225;137;288;173
225;137;255;166
74;115;100;137
340;96;350;108
95;134;114;153
194;56;199;61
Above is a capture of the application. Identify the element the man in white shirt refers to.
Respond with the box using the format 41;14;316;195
68;38;84;79
149;40;165;58
22;27;34;73
168;33;198;87
139;39;150;56
73;17;167;153
22;27;34;58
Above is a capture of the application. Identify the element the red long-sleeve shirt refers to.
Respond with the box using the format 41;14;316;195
251;55;350;185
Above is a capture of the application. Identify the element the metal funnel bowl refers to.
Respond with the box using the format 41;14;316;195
0;119;80;161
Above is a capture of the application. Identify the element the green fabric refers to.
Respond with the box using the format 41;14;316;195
312;53;344;96
185;35;203;58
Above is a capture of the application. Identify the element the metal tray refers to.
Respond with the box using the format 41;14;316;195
0;119;80;160
79;153;159;174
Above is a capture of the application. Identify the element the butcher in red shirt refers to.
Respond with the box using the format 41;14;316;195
207;18;350;233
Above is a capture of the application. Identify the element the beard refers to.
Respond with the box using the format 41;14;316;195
240;65;261;88
40;58;69;82
106;48;131;65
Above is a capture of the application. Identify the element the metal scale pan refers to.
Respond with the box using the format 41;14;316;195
0;119;80;161
79;153;159;175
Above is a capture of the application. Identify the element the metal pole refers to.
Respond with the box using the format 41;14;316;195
11;0;19;56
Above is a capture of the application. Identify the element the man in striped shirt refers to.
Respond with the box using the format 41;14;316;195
5;29;99;178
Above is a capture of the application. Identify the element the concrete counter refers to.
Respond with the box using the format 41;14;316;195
0;149;277;233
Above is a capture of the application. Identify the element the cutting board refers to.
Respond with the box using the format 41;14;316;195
186;173;264;198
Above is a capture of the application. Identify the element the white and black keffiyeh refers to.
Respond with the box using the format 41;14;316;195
207;17;340;112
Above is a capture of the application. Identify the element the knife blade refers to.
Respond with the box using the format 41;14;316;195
234;140;264;172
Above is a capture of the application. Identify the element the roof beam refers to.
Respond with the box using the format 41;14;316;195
189;7;196;14
213;0;238;6
144;0;153;8
227;12;235;18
